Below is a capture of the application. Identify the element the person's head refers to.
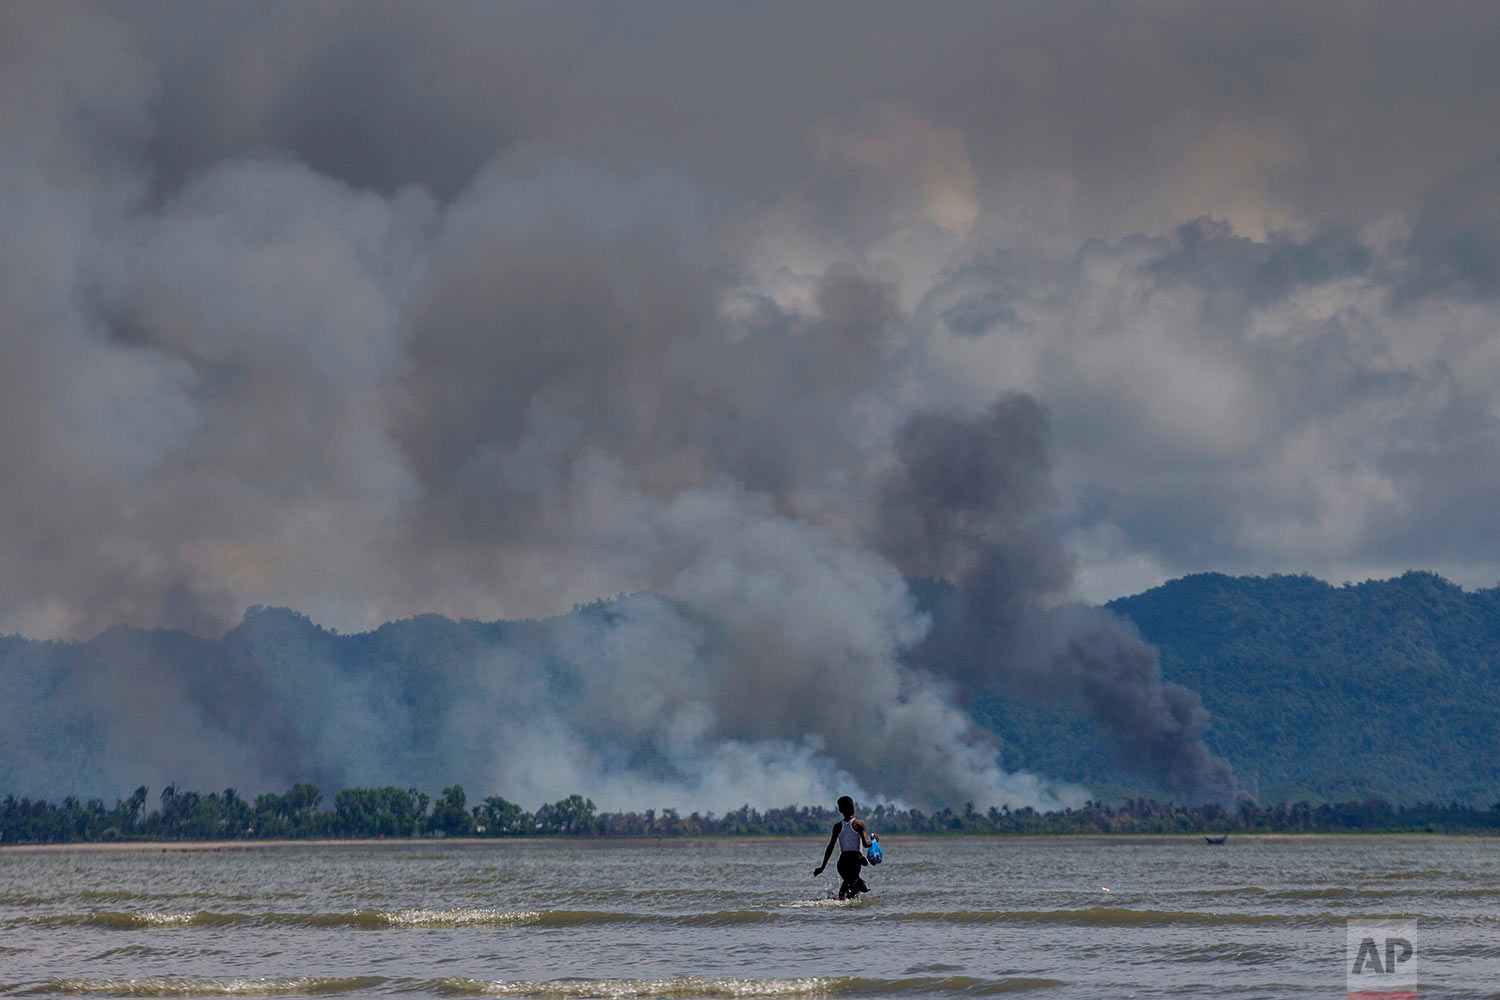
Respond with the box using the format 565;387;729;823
837;795;854;818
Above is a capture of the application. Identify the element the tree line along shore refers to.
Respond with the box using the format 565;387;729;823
4;783;1500;844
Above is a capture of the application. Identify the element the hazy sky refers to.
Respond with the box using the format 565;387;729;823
5;0;1500;641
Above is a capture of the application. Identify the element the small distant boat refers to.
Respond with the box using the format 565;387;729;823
1204;835;1227;845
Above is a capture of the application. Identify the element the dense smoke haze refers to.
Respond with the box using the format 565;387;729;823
4;1;1500;809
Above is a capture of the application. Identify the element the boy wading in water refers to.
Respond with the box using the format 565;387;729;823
813;796;876;899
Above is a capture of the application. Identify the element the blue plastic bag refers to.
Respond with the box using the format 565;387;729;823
866;836;883;865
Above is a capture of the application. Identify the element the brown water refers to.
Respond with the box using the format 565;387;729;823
2;837;1497;998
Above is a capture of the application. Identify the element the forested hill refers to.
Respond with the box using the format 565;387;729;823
1105;572;1500;805
6;571;1499;808
974;571;1500;805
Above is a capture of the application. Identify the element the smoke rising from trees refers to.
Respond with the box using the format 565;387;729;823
13;2;1500;808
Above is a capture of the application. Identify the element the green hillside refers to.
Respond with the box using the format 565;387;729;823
978;571;1500;805
7;571;1499;808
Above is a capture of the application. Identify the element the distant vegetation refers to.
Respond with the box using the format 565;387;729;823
979;571;1500;806
4;783;1499;844
7;571;1500;822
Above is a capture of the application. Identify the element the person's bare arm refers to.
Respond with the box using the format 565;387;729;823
813;825;839;876
854;817;872;848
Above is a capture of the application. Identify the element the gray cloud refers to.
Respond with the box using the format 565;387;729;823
1397;158;1500;303
114;1;1500;248
5;0;1500;806
915;211;1500;597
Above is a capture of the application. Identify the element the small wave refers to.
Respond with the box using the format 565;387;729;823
87;946;158;960
268;908;555;929
30;912;199;930
22;907;786;932
325;908;774;929
1271;883;1490;903
76;891;301;904
26;909;545;931
846;978;1065;996
1380;869;1449;880
79;892;193;903
353;908;543;928
1178;886;1267;897
432;977;843;998
672;910;778;927
31;976;386;996
2;893;61;906
497;909;778;929
880;907;1323;927
1430;886;1500;900
1265;886;1376;901
1169;941;1279;965
1440;941;1500;959
430;976;1064;998
22;912;194;930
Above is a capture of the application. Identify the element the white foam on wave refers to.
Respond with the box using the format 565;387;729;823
779;897;858;909
39;976;385;996
380;908;540;927
434;976;846;998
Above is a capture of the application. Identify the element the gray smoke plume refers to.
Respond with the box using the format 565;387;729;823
881;398;1238;804
0;511;1076;811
